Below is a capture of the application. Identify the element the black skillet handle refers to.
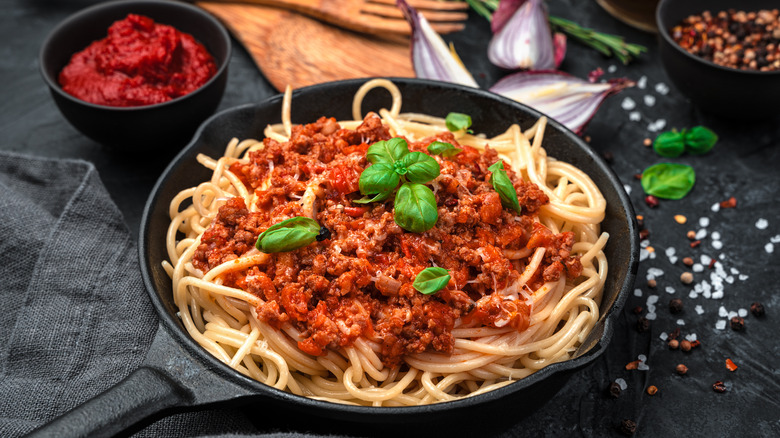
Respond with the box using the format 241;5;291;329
25;365;190;438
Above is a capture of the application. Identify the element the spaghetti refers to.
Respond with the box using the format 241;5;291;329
164;79;609;406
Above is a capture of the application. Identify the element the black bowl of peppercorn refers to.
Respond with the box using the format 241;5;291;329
656;0;780;118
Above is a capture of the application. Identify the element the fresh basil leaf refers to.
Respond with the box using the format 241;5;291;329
256;216;320;253
359;162;400;196
394;182;439;233
653;130;685;157
366;137;409;164
400;151;441;183
413;267;451;295
683;126;718;155
353;191;392;204
427;141;462;157
445;112;472;132
640;163;696;200
487;161;522;214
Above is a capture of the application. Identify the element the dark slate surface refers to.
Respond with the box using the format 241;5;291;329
2;0;779;436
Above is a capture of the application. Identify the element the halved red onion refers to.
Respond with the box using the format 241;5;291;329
489;70;635;134
488;0;562;70
397;0;478;87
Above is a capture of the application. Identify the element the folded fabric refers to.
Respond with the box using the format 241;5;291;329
0;152;257;437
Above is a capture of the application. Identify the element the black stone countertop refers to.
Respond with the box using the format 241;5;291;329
2;0;779;436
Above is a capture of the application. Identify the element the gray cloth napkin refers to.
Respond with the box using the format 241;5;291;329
0;152;262;437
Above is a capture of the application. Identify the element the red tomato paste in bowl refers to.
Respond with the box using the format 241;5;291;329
58;14;217;107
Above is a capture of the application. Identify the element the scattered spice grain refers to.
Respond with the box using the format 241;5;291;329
643;138;652;147
690;240;701;248
686;230;696;240
712;381;727;393
682;256;694;266
690;340;701;349
669;298;684;314
647;278;657;288
608;382;622;398
674;214;687;224
626;360;640;370
620;419;637;436
680;339;692;352
680;272;694;284
676;364;688;375
720;196;737;208
645;195;659;208
730;316;744;331
632;305;643;315
750;302;765;317
725;358;738;372
668;339;679;350
636;215;645;229
639;229;650;240
636;317;650;332
646;385;658;395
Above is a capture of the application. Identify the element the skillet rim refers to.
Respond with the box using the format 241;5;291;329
139;77;638;418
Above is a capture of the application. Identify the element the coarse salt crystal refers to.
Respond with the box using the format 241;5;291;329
695;229;708;240
727;311;738;320
621;97;637;110
647;295;659;305
640;249;650;261
771;234;780;243
659;332;668;341
647;304;656;313
695;305;704;315
665;247;676;257
711;231;721;240
756;218;769;229
647;268;664;277
711;202;721;212
738;308;748;317
637;76;647;89
629;111;641;121
641;240;651;249
646;313;657;320
638;354;647;362
655;82;670;95
689;290;698;299
712;241;723;250
766;242;775;253
608;65;617;73
615;378;628;390
715;320;727;330
644;95;656;107
650;252;657;259
685;333;697;342
624;184;632;195
725;275;734;284
699;217;710;227
634;288;643;297
703;290;712;299
712;290;724;299
669;256;678;264
665;286;676;294
739;274;749;281
693;263;704;272
676;319;685;326
637;362;650;371
718;306;728;317
648;119;667;132
719;253;726;260
694;283;702;292
730;267;740;275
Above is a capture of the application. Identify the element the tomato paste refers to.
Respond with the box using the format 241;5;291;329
58;14;217;107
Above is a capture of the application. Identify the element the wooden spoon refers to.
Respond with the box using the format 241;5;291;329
196;2;414;91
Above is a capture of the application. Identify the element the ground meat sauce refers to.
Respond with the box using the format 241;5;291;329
58;14;217;107
193;114;583;366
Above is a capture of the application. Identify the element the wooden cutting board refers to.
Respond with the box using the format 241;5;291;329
196;2;414;91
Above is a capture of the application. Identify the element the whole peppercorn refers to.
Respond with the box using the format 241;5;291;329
680;272;694;284
620;419;637;436
647;279;657;288
676;364;688;375
608;382;622;398
750;302;766;317
669;298;684;314
646;385;659;395
636;317;650;333
645;195;659;208
680;339;692;352
730;316;745;331
713;381;727;393
668;339;679;349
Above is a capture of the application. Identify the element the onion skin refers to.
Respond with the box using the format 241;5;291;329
488;0;563;70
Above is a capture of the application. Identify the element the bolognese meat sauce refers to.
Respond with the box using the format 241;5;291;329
192;113;582;366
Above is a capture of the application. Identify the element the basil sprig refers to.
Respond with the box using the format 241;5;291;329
488;161;522;214
412;267;451;295
445;112;472;132
427;141;462;157
356;137;441;233
255;216;328;253
640;163;696;200
653;126;718;157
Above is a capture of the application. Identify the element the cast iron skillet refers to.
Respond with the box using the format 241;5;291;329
29;78;638;437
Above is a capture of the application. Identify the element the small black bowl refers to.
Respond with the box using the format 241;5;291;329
39;0;231;150
656;0;780;119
